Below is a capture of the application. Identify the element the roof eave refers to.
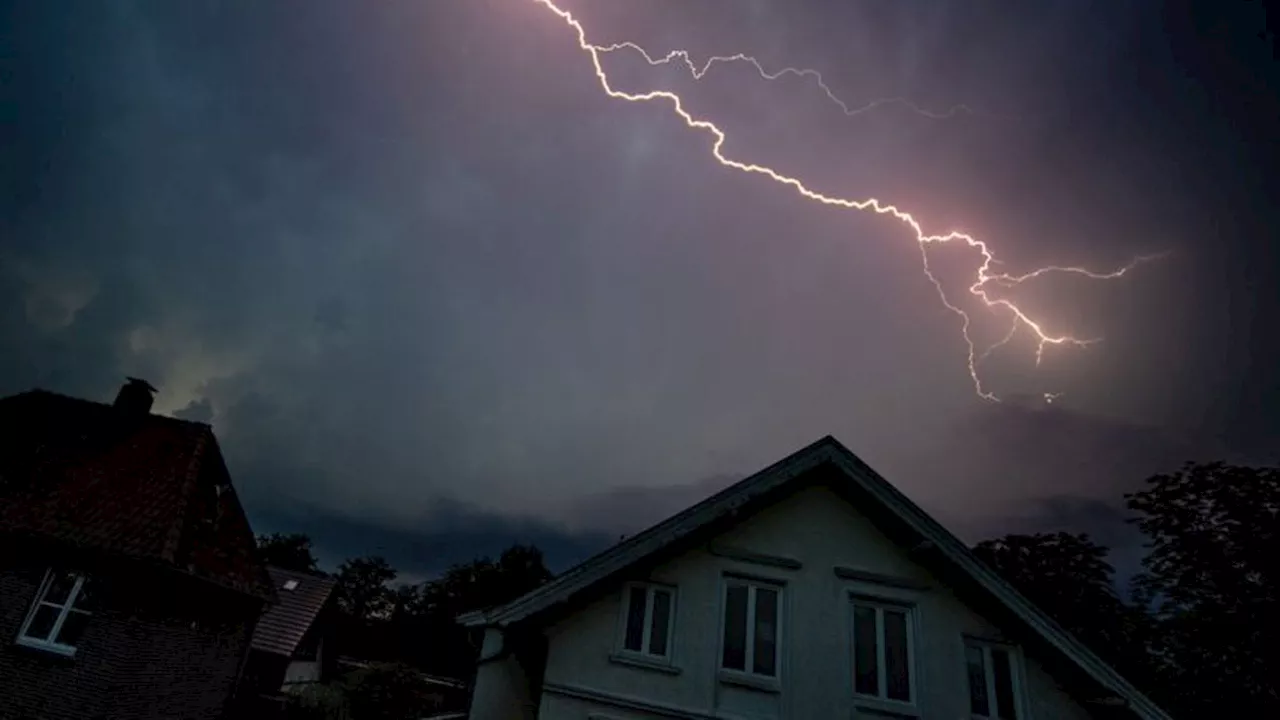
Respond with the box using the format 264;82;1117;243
822;451;1172;720
457;610;490;628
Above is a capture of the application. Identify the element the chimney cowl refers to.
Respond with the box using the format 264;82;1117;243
113;377;158;416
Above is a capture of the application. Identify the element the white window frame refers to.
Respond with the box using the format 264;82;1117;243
850;597;918;707
16;568;93;657
616;582;677;661
718;576;784;682
964;638;1026;720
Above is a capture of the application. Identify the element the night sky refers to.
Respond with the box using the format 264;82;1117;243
3;0;1276;581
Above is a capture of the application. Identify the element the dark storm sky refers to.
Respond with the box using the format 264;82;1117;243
2;0;1276;579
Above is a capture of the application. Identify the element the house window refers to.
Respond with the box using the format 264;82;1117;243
965;640;1022;719
17;569;94;655
851;599;915;704
620;583;675;659
720;578;781;678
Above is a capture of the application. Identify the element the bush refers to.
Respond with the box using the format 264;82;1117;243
285;683;350;720
342;663;446;720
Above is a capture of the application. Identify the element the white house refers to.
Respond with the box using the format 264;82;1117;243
460;436;1170;720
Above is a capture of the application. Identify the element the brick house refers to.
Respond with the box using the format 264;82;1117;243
0;379;276;720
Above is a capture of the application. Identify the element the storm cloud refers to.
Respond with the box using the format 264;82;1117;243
3;0;1275;576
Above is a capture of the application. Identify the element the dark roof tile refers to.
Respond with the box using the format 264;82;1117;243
0;388;273;599
251;566;337;657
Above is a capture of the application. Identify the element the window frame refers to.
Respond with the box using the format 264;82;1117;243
964;637;1026;720
15;568;94;657
849;595;918;709
615;581;677;662
717;574;784;684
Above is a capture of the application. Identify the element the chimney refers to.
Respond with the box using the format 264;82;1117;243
113;377;158;416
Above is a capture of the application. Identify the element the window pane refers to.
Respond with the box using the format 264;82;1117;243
624;586;647;652
752;587;778;677
992;648;1017;719
25;604;61;641
884;609;910;701
71;576;95;612
722;584;748;671
43;572;78;606
55;610;91;648
853;604;879;695
966;644;990;716
648;589;672;657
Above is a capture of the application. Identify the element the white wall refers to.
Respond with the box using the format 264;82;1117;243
470;627;538;720
538;485;1094;720
282;638;324;691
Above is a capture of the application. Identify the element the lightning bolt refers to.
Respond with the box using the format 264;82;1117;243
594;43;976;120
986;252;1169;287
531;0;1161;402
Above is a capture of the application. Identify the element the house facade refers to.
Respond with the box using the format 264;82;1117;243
461;437;1170;720
0;379;275;720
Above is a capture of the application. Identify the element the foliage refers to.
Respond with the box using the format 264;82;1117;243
341;663;448;720
972;532;1154;691
422;543;554;618
318;544;554;680
334;555;397;620
256;532;322;573
388;544;554;678
974;462;1280;717
1126;461;1280;716
283;683;350;720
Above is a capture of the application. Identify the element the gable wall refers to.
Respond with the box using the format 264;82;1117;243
539;484;1093;719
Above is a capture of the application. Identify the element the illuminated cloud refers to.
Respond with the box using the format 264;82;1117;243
1;0;1274;575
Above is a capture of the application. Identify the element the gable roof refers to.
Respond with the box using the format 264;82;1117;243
460;435;1170;720
0;388;275;600
251;566;338;657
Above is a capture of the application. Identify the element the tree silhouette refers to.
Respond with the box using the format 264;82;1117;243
401;544;555;678
335;555;397;620
972;532;1155;692
255;532;321;573
1126;461;1279;716
343;662;448;720
422;543;553;618
389;583;426;623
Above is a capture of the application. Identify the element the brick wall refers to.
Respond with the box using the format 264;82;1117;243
102;608;254;719
0;547;262;720
0;565;116;720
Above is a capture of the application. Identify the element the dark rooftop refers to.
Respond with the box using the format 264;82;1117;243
0;385;274;600
251;566;338;657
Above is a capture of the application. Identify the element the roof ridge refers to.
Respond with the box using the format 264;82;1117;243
460;437;835;625
2;388;213;430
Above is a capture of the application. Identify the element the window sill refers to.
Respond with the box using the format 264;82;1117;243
852;697;919;718
609;652;681;675
13;637;77;661
718;669;780;694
